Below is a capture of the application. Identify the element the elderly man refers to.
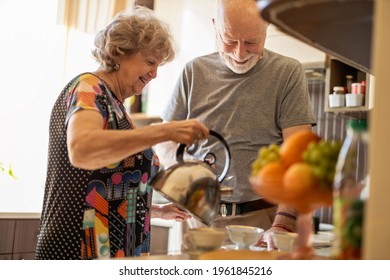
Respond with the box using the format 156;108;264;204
156;0;316;249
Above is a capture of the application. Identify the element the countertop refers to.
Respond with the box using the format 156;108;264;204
0;212;41;219
117;246;332;260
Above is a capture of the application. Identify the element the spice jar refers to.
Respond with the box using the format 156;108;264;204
329;86;345;108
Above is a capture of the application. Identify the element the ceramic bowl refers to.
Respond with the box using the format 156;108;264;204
189;227;227;250
226;225;264;249
271;231;298;252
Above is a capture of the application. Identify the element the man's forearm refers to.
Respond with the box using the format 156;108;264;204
271;204;298;232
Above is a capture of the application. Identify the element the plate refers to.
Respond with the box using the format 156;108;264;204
198;249;284;260
221;244;267;251
313;232;334;247
319;223;334;231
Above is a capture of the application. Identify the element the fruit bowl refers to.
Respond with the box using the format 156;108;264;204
249;175;332;214
250;130;339;214
249;130;341;259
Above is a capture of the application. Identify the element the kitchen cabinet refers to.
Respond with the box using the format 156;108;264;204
324;56;374;113
0;218;40;260
0;219;15;259
151;218;182;255
0;214;179;258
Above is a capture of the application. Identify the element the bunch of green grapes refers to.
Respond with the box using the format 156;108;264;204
251;144;280;175
303;140;342;187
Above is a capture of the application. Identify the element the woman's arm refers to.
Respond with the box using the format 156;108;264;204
66;109;208;170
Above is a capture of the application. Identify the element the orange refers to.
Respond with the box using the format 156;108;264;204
252;162;286;204
282;163;332;213
279;130;321;168
283;162;317;200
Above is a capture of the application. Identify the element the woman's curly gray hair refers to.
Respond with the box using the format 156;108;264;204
92;6;175;72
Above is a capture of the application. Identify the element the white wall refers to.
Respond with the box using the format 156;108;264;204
265;24;326;66
147;0;219;116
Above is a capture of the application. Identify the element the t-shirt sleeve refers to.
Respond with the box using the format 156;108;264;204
279;62;316;129
161;65;190;122
64;75;108;128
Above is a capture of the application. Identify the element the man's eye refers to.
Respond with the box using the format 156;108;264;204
224;40;235;46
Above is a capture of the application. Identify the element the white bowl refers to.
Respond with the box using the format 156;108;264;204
226;225;264;249
189;227;227;250
271;231;298;252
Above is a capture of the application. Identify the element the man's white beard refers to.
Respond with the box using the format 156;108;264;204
221;52;260;74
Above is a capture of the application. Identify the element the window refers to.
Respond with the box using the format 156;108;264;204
0;0;111;212
0;0;217;212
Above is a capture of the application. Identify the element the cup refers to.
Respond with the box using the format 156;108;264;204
271;231;298;252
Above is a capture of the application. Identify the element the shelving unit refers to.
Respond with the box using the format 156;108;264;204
324;57;374;113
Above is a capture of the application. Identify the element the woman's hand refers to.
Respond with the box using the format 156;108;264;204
151;203;192;222
164;119;209;146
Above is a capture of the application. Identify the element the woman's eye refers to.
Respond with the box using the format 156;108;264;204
147;60;155;66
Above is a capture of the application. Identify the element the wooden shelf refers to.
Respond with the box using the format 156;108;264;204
324;57;372;113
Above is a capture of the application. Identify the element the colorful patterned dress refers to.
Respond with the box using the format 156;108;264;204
36;73;159;259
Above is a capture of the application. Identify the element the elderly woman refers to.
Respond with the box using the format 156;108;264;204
36;6;209;260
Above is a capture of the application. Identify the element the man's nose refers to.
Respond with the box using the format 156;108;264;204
234;42;248;60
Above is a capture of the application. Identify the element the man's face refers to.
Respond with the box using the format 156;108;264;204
214;12;267;74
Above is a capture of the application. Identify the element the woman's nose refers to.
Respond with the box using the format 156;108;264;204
148;66;158;78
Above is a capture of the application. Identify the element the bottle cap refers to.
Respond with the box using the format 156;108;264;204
333;86;345;94
333;86;345;91
347;119;368;131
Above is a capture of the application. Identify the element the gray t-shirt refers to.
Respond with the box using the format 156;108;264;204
162;50;316;203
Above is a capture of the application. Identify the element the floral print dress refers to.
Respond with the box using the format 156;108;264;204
36;73;159;259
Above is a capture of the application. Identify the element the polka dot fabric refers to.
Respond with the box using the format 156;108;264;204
36;73;159;259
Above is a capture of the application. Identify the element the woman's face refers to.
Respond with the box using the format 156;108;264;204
117;52;162;98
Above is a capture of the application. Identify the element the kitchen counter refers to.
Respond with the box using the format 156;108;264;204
0;212;41;219
118;246;332;260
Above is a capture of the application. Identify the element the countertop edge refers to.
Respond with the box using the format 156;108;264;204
0;212;41;219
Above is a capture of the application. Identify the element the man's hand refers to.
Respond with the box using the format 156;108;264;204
254;226;289;250
255;205;298;250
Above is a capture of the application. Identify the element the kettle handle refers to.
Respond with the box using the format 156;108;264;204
176;130;231;183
